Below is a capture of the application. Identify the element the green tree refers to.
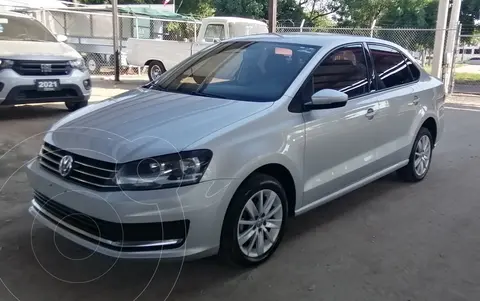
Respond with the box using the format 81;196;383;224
336;0;400;28
459;0;480;41
176;0;215;18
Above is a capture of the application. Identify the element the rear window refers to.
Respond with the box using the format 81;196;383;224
0;15;56;42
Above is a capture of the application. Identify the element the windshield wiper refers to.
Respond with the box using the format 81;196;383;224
189;91;227;99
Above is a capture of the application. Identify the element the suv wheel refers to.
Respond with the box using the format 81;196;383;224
65;100;88;112
220;173;288;267
398;127;433;182
85;54;101;74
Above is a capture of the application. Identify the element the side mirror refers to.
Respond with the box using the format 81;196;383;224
308;89;348;107
213;38;220;43
56;34;68;43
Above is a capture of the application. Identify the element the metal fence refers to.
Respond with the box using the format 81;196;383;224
3;4;472;91
278;26;440;66
32;8;201;76
452;34;480;94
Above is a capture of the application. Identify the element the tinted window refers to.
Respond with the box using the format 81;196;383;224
459;49;464;54
311;44;369;98
204;24;225;42
465;49;472;54
154;41;319;102
407;61;421;81
368;44;413;89
474;49;480;55
0;15;56;42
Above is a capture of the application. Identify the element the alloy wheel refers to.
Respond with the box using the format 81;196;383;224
237;189;283;258
414;135;431;177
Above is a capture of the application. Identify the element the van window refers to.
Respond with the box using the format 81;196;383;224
0;15;56;42
228;22;268;37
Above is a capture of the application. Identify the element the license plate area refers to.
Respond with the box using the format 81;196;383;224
35;80;60;91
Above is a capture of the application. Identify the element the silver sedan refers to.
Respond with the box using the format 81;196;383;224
27;33;444;266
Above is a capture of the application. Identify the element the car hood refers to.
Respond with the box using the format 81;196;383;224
46;88;272;163
0;40;80;60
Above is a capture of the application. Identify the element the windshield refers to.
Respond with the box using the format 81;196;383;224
152;41;320;102
0;15;57;42
229;23;268;37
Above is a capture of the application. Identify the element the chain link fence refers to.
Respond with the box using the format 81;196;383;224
278;26;440;68
22;8;201;76
452;34;480;94
3;4;472;93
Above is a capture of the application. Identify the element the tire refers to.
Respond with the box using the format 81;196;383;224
219;173;288;267
397;127;433;182
85;54;101;74
148;61;164;81
65;100;88;112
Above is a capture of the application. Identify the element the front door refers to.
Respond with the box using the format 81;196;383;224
301;44;383;207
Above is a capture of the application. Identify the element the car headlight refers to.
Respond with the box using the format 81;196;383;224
69;58;87;72
114;150;213;190
0;59;14;70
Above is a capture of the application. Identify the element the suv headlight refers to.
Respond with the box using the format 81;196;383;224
115;150;213;190
69;58;87;72
0;59;14;70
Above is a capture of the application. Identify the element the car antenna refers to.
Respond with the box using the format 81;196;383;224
269;32;283;37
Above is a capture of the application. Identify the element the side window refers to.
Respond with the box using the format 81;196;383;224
204;24;225;42
407;60;421;81
311;44;369;98
368;44;413;89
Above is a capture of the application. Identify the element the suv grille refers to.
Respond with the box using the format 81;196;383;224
38;142;119;190
13;61;71;76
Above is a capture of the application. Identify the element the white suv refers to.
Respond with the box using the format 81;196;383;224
0;12;90;111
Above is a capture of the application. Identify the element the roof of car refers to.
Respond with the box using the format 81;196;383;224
231;32;399;48
203;16;267;25
0;11;32;18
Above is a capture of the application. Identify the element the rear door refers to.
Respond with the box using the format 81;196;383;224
366;43;419;169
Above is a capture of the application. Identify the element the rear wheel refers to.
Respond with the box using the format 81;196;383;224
148;61;164;81
397;127;433;182
220;173;288;267
65;100;88;112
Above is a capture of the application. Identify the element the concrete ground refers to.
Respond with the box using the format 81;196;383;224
1;84;480;301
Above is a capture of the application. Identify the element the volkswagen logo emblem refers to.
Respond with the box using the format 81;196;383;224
58;155;74;177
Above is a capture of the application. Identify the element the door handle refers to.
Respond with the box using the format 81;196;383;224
365;108;376;119
412;95;419;105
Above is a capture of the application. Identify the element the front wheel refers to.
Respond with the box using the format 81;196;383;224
220;173;288;267
85;54;101;74
65;100;88;112
397;127;433;182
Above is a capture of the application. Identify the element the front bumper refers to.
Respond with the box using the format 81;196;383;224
27;159;236;260
0;69;91;106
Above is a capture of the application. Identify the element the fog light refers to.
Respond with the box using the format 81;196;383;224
83;79;91;90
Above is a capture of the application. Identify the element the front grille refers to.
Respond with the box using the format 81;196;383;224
13;60;71;76
38;142;119;190
33;191;189;249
